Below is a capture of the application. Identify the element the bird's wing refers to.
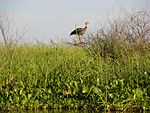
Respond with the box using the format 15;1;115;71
70;28;83;36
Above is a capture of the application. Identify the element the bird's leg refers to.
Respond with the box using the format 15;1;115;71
79;36;84;46
78;35;81;44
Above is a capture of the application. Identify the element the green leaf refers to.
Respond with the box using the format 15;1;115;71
119;79;124;88
93;86;101;95
19;89;23;95
13;94;19;103
82;86;89;93
21;99;27;105
134;88;143;99
28;94;32;99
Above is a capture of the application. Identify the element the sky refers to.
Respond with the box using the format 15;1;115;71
0;0;150;44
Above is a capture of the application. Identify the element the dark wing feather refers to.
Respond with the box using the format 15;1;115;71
70;28;83;36
70;29;77;36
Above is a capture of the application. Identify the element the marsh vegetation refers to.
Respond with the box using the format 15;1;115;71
0;11;150;112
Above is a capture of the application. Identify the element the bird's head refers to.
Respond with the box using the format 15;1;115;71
85;22;89;26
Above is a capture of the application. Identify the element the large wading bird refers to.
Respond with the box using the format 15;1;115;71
70;22;89;43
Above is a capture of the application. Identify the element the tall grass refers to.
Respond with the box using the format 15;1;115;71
0;11;150;112
0;44;149;111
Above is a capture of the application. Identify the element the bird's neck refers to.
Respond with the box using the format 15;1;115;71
84;25;87;29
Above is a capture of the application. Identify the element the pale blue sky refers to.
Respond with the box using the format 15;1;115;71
0;0;149;43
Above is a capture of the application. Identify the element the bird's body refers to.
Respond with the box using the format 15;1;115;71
70;27;87;36
70;22;89;43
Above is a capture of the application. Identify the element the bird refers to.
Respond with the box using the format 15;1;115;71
70;22;89;43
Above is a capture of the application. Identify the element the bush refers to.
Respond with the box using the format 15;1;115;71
85;11;150;59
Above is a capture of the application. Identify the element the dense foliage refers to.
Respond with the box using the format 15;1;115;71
0;44;149;112
0;11;150;112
